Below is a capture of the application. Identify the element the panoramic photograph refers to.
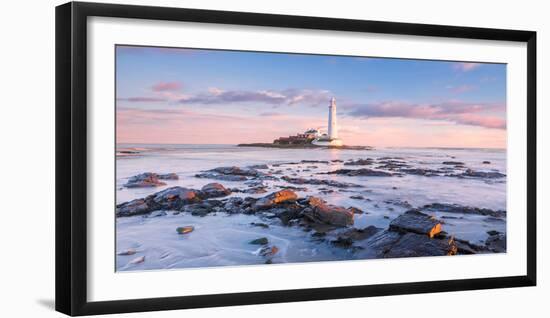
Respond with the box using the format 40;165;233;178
115;45;507;271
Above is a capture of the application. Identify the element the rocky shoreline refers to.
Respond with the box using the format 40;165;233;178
116;154;506;267
117;168;506;263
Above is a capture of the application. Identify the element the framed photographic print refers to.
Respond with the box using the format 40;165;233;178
55;1;536;316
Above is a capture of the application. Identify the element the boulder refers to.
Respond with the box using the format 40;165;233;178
253;189;298;210
116;186;202;217
176;226;194;234
182;200;223;216
116;198;150;217
303;197;354;227
157;173;179;180
152;187;200;209
200;183;231;198
249;237;269;245
124;172;167;188
389;210;442;238
485;233;506;253
383;232;457;258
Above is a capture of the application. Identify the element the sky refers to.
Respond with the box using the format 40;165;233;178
116;45;507;148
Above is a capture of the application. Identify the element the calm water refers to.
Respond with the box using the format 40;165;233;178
116;144;506;271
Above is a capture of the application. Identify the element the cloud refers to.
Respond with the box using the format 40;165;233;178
117;97;166;102
348;100;505;129
453;62;481;72
178;88;332;107
151;81;183;92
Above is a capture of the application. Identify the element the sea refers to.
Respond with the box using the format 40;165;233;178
115;144;506;271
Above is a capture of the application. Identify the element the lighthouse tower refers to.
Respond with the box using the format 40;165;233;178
328;97;338;140
312;97;343;147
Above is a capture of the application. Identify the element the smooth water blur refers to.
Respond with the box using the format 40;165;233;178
116;144;506;271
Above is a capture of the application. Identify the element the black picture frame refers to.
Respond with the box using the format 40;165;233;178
55;1;537;316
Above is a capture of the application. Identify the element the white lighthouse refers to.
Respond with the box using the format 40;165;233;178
328;97;338;139
312;97;343;147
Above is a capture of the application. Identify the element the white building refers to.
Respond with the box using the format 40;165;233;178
312;97;343;146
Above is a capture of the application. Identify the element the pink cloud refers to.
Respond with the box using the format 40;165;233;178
348;100;505;129
151;81;183;92
453;62;481;72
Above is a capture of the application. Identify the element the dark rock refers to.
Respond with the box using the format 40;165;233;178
249;237;269;245
384;199;413;209
231;186;268;194
302;197;354;227
301;160;329;164
335;225;382;244
200;183;231;199
249;164;269;170
116;186;202;217
487;230;501;236
282;176;362;188
389;210;442;238
152;187;200;207
485;233;506;253
196;166;263;181
124;172;167;188
442;161;465;165
378;157;405;160
347;206;365;214
158;173;179;180
453;168;505;179
422;203;506;218
116;199;150;217
258;245;279;257
253;189;298;210
277;185;308;192
331;236;354;247
325;168;394;177
350;195;364;200
176;226;194;234
250;222;269;228
222;197;244;214
195;173;247;181
264;202;304;225
182;200;223;216
482;161;491;164
143;210;167;218
399;168;443;176
344;158;374;166
383;232;457;258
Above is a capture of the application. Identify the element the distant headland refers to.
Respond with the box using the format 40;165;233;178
238;97;373;150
